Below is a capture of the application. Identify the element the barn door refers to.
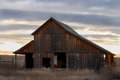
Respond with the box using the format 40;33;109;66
67;53;77;69
54;52;66;68
25;53;33;69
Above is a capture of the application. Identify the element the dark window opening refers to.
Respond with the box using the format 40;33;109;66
42;58;51;68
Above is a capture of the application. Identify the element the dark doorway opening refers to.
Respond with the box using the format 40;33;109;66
54;53;66;68
42;58;51;68
25;53;33;69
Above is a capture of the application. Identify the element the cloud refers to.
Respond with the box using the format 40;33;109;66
0;0;119;54
0;0;120;17
0;34;31;38
83;34;119;38
0;37;32;44
0;9;120;27
0;24;39;32
0;51;13;55
0;41;22;51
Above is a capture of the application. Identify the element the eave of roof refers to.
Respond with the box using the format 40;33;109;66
13;40;34;54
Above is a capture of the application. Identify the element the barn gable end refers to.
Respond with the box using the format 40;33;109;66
32;17;104;53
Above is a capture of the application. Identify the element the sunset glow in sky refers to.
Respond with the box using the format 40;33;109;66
0;0;120;56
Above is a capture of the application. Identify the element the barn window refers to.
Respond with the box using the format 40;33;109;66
103;54;106;60
54;55;57;65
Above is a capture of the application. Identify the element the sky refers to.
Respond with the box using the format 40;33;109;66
0;0;120;55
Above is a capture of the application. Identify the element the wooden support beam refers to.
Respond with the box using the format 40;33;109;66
66;53;69;69
15;54;17;70
51;53;54;69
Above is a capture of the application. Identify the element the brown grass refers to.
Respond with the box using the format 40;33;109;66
0;57;119;80
0;69;96;80
0;68;115;80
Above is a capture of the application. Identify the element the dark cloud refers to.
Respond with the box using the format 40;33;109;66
0;34;32;38
0;9;120;27
82;34;119;39
71;26;86;30
35;0;120;9
0;24;39;31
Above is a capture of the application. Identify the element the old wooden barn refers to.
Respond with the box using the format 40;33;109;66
14;17;114;70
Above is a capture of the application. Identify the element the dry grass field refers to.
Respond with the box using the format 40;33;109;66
0;66;118;80
0;69;110;80
0;56;119;80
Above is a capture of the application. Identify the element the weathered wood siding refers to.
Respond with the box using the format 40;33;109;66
33;19;106;69
67;53;77;69
66;53;104;70
34;19;100;53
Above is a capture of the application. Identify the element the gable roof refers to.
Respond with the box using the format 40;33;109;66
14;40;34;54
32;17;114;55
